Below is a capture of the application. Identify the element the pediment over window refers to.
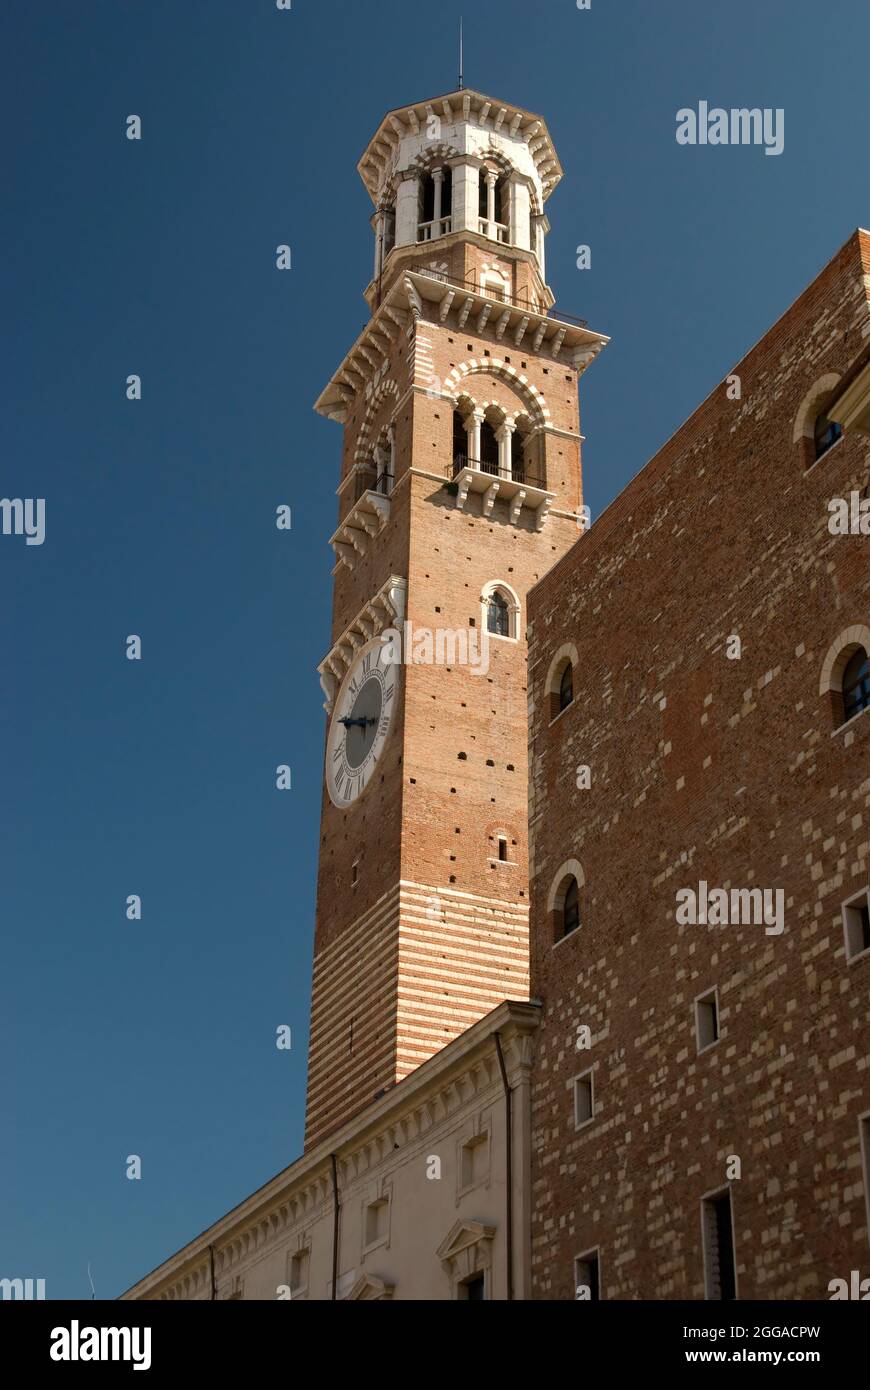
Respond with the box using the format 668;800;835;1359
344;1274;395;1301
436;1220;495;1266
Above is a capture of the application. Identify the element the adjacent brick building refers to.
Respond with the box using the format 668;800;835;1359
527;229;870;1300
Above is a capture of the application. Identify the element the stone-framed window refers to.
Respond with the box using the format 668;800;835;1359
842;887;870;964
481;580;521;641
548;859;585;945
794;371;843;471
819;625;870;729
695;986;720;1053
571;1066;595;1131
545;643;579;722
700;1186;738;1301
574;1248;601;1300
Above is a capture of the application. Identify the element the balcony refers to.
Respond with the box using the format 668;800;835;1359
448;456;554;530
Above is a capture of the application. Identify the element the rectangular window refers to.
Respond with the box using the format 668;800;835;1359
701;1188;737;1300
288;1248;310;1297
695;988;719;1052
573;1070;594;1130
843;889;870;962
364;1198;389;1250
498;837;508;862
861;1113;870;1245
574;1250;600;1301
460;1135;489;1190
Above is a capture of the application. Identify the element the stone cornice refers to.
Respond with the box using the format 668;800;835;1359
315;269;608;425
317;575;407;712
358;88;563;205
119;999;540;1302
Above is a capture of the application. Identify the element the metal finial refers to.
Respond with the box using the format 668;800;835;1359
458;17;464;90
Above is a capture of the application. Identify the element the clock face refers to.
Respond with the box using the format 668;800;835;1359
326;638;398;808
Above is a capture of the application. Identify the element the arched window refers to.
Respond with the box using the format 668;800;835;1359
563;878;580;936
814;412;843;461
559;662;574;712
546;644;579;723
486;590;510;637
843;647;870;723
548;860;585;944
818;627;870;729
480;581;520;641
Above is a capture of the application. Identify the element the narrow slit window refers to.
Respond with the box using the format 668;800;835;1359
702;1189;737;1301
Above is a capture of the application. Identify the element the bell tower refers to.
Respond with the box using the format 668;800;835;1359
306;89;607;1148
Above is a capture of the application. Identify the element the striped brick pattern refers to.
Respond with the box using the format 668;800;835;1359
304;885;400;1148
396;882;529;1076
304;880;529;1145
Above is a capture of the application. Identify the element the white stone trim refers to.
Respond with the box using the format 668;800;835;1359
792;371;842;443
546;859;585;914
818;624;870;695
317;576;407;712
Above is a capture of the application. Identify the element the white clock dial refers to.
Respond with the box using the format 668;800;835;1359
326;638;398;808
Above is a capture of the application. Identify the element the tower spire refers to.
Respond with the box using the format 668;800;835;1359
458;17;464;91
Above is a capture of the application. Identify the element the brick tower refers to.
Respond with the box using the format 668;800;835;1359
306;89;607;1148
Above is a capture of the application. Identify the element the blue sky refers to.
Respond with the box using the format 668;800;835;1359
2;0;867;1300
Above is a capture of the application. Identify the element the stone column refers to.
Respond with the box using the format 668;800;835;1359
532;213;549;284
466;409;484;466
486;171;498;239
452;160;479;235
395;172;421;247
509;179;530;250
387;424;396;488
432;167;444;230
372;211;385;281
496;421;516;479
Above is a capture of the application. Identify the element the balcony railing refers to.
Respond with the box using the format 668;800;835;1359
417;217;453;242
410;265;587;329
478;218;508;243
451;455;545;489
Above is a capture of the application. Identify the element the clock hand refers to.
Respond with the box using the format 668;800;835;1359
338;716;378;730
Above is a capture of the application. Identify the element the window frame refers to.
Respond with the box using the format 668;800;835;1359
571;1067;595;1132
842;887;870;965
479;581;521;643
694;986;720;1054
574;1247;602;1301
700;1185;738;1302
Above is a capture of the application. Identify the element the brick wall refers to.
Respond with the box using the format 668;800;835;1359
527;229;870;1299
